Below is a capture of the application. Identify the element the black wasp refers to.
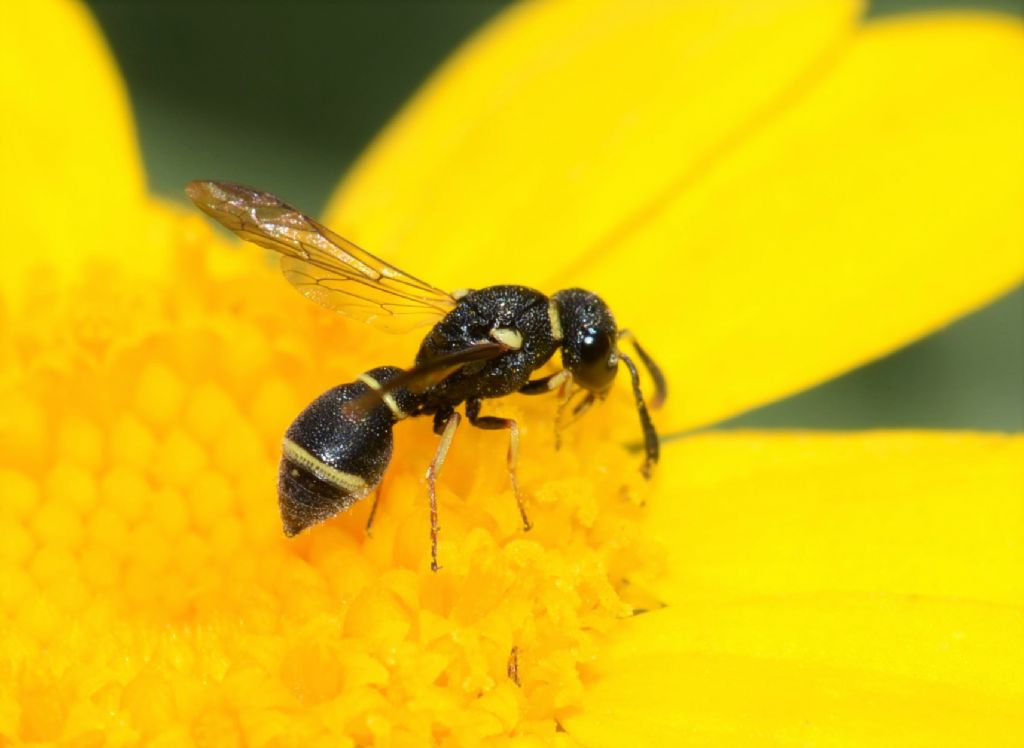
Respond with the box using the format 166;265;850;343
187;181;665;571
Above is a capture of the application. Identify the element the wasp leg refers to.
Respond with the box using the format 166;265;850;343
426;410;461;572
521;371;574;450
555;387;594;451
619;353;659;479
507;645;521;687
466;398;531;532
365;481;382;537
519;369;571;396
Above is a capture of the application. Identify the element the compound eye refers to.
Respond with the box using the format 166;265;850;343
580;329;612;365
575;328;617;391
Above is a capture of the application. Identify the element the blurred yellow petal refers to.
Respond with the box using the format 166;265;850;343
642;431;1023;607
327;7;1022;431
326;0;861;291
0;0;149;296
577;15;1024;428
564;432;1024;746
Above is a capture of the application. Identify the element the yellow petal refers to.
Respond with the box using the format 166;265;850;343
575;14;1024;429
564;431;1024;746
564;598;1024;746
326;0;861;293
0;0;148;294
644;431;1024;606
327;8;1022;432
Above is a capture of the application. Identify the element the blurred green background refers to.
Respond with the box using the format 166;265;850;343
87;0;1022;432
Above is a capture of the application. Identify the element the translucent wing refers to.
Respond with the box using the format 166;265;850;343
186;180;457;332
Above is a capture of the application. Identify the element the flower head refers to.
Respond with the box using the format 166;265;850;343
1;1;1022;746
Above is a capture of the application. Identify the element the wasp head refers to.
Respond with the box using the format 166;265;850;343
552;288;619;395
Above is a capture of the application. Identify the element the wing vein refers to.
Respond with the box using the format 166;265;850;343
187;180;458;332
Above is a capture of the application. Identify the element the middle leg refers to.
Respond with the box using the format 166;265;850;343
426;409;461;572
465;398;531;532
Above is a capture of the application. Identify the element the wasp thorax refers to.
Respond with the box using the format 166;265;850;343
551;288;619;393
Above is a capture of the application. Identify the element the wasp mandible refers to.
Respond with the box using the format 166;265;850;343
187;181;665;571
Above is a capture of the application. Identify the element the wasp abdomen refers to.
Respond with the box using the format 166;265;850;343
278;367;409;536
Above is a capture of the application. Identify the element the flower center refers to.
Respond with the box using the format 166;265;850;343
0;224;657;744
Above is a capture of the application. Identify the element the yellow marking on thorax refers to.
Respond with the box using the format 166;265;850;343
282;437;368;493
451;288;472;300
490;327;523;350
357;373;409;420
548;299;563;341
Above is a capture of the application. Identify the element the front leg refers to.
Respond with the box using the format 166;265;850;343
520;370;578;450
465;398;531;532
519;369;571;396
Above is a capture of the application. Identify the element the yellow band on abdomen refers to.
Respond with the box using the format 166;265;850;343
282;437;368;493
357;373;409;420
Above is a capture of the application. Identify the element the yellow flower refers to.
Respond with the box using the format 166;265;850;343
2;1;1022;746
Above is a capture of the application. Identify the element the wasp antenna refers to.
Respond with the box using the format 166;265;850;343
620;352;659;479
618;330;667;409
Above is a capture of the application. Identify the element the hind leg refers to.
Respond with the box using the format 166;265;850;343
365;482;382;536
